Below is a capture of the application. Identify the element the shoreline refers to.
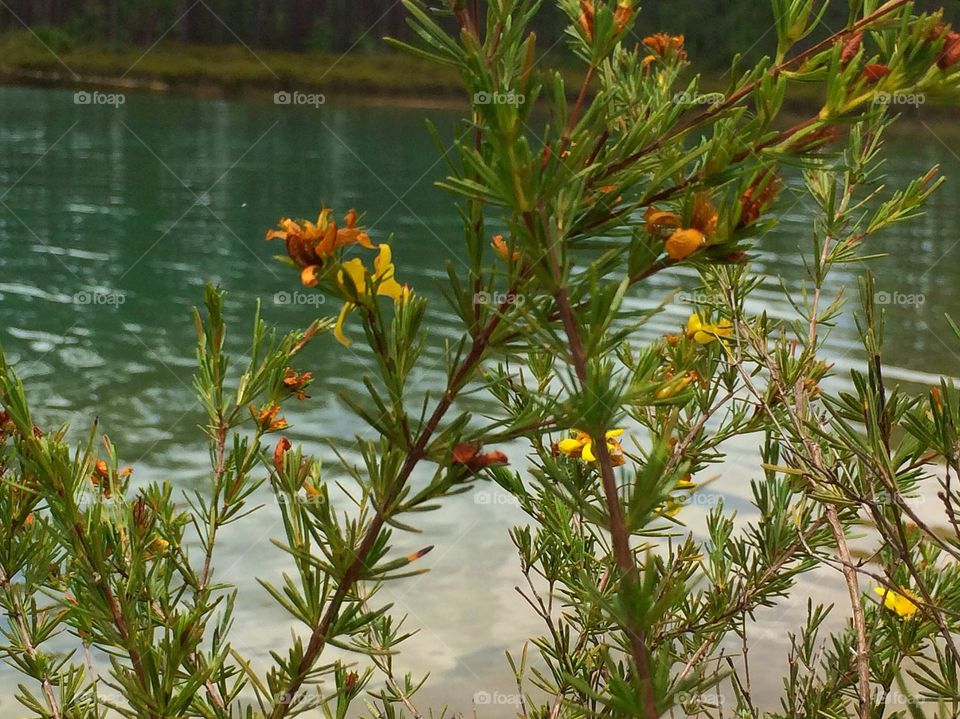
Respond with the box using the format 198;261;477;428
0;66;475;110
1;35;958;126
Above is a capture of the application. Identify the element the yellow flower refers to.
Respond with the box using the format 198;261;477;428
334;244;410;346
874;586;921;618
656;499;684;517
686;314;733;345
656;370;698;399
145;537;171;559
150;537;170;553
556;429;625;465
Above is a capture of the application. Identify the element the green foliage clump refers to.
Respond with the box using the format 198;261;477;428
5;2;960;718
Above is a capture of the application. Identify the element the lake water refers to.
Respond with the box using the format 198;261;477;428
1;85;959;715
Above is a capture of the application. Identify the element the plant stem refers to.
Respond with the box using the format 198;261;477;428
0;567;62;719
595;0;910;182
267;293;516;719
545;230;658;718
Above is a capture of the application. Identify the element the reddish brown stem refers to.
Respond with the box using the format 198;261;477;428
267;293;516;719
595;0;909;182
545;225;658;718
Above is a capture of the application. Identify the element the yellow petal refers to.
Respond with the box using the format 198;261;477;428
557;438;582;455
605;429;625;439
339;258;368;298
874;586;920;618
713;320;733;338
317;208;333;231
334;302;355;347
686;313;703;336
377;277;406;301
372;244;394;282
582;438;596;462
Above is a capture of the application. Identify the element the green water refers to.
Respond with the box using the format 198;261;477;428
1;85;959;714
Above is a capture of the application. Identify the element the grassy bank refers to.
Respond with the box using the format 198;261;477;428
2;29;956;125
0;29;816;109
0;30;473;99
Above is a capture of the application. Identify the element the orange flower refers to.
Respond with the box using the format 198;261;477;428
938;30;960;70
862;63;891;82
665;229;705;260
452;442;509;471
91;459;110;493
664;193;718;261
690;192;719;236
131;496;150;531
282;368;313;400
492;235;521;263
578;0;595;40
613;0;634;34
90;459;131;497
839;30;863;67
250;403;288;432
644;206;682;235
642;33;687;65
344;671;360;692
738;172;781;228
273;437;291;474
266;208;375;287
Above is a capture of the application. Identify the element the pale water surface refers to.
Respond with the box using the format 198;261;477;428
1;86;959;715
